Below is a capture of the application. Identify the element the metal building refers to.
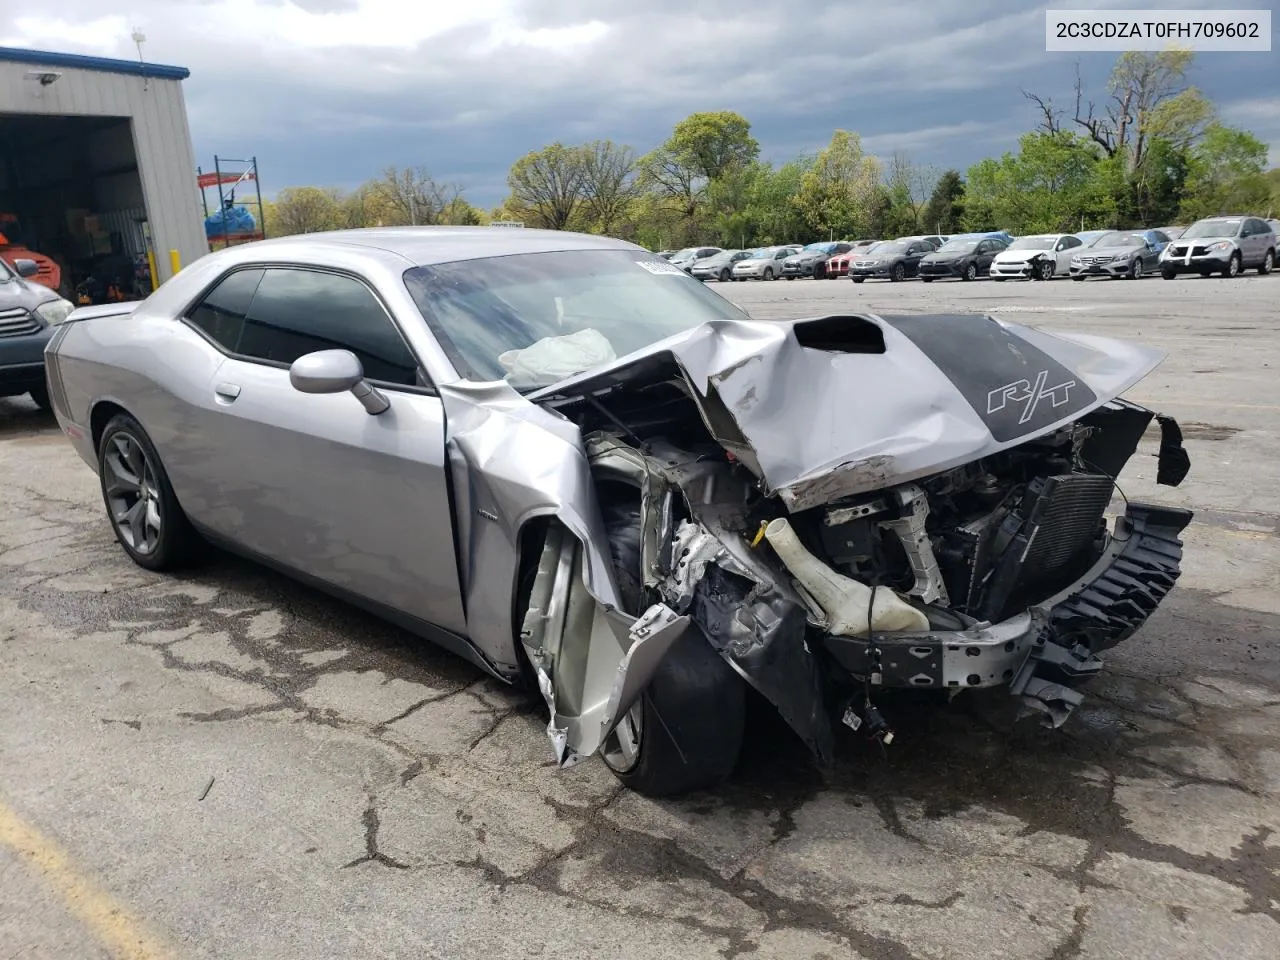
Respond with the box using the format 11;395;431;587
0;46;206;299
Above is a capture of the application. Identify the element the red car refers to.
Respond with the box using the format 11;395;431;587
824;240;877;278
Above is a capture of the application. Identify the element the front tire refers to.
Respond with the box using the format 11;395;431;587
851;277;864;284
719;269;731;282
1259;250;1275;275
1224;253;1241;278
602;630;746;796
598;494;745;796
891;263;905;282
1162;268;1177;279
1128;260;1143;280
1037;260;1055;281
97;414;203;571
963;262;978;281
763;267;775;281
920;276;934;283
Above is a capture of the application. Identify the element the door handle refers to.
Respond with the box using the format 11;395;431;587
214;382;241;402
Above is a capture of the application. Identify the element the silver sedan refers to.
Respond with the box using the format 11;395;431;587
44;227;1194;797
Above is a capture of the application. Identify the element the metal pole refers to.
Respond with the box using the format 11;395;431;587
253;156;266;239
214;156;228;249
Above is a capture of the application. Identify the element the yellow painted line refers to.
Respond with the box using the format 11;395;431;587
0;798;173;960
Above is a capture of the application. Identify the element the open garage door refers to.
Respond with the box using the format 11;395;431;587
0;114;154;304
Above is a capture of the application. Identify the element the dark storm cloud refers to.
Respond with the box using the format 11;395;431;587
5;0;1276;207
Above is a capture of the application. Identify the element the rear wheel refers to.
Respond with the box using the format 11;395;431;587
97;414;204;571
1259;249;1275;275
1161;268;1177;279
598;494;745;797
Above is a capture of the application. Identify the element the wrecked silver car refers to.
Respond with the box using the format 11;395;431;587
44;228;1192;796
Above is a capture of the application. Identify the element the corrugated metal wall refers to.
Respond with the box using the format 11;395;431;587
0;58;207;282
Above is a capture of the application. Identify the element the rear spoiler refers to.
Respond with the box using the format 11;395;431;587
66;302;139;323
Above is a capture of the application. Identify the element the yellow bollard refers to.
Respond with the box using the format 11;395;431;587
146;250;158;292
169;249;181;276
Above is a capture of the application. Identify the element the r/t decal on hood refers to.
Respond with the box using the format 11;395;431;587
988;371;1078;425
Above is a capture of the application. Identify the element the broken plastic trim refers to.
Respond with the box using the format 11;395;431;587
518;521;693;765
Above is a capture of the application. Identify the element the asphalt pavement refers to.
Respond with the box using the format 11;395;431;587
2;269;1278;960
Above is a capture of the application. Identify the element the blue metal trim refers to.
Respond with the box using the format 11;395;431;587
0;46;189;80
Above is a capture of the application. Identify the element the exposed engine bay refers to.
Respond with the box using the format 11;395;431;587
481;311;1193;792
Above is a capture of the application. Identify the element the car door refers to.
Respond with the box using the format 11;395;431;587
1244;219;1269;265
1144;231;1169;269
1055;236;1081;273
974;240;995;274
180;264;468;636
903;243;928;276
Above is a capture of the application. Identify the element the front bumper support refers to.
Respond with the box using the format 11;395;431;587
824;501;1192;723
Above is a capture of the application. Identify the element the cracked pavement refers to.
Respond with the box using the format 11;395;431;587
2;275;1279;959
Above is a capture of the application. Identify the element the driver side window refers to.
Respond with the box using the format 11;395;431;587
186;267;423;388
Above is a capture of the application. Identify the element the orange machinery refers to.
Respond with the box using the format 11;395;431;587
0;213;61;290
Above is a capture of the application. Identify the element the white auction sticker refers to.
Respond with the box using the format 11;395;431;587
1046;9;1271;51
636;259;686;275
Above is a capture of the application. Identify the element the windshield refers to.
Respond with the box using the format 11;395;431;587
1182;219;1241;239
403;250;751;388
802;242;835;253
670;248;697;259
1091;232;1144;248
936;239;979;253
1007;236;1055;251
867;241;908;255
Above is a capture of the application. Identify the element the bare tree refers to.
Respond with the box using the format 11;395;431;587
370;166;463;226
1022;89;1062;133
579;140;638;234
1069;51;1213;172
507;143;586;230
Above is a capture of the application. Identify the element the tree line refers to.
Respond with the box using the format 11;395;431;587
264;51;1278;247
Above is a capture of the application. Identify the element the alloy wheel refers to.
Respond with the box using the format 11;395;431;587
1131;261;1143;279
103;432;162;555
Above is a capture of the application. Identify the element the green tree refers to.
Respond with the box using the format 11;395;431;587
506;143;587;230
964;131;1115;233
794;131;881;240
920;170;965;234
1179;125;1270;220
267;186;345;235
640;111;760;226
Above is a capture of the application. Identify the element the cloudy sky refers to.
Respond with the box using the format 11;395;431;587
3;0;1276;208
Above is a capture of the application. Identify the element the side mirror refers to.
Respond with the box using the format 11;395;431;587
289;349;389;415
12;258;39;278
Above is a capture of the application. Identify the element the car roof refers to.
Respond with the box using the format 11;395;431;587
225;226;643;267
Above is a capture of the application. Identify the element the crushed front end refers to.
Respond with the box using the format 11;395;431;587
522;312;1193;784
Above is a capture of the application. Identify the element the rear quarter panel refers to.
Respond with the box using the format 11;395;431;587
51;314;223;495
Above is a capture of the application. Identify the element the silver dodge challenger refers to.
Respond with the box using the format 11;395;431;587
43;227;1193;796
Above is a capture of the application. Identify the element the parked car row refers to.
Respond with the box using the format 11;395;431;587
659;215;1276;285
